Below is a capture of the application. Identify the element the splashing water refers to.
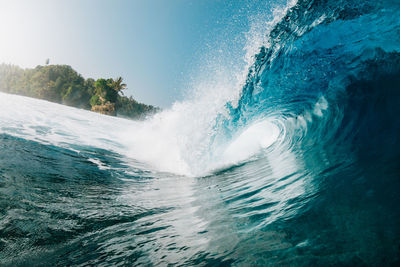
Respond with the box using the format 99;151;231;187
1;0;400;265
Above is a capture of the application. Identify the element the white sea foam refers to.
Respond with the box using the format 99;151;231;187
0;1;298;176
116;0;298;176
220;120;280;166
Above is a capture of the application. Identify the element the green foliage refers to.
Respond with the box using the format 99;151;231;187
111;77;127;94
85;78;96;96
0;64;87;104
63;84;91;109
0;63;158;119
90;95;101;107
94;78;118;104
116;95;160;119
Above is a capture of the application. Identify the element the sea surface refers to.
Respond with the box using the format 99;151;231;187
1;0;400;266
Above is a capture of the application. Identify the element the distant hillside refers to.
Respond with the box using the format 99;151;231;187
0;63;159;119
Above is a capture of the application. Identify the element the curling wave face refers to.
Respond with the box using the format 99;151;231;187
1;0;400;265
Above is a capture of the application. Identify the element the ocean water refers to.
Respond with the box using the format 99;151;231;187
1;0;400;266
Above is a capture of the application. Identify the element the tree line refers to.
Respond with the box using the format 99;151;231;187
0;63;159;119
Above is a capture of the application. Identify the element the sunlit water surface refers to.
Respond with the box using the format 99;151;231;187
1;0;400;265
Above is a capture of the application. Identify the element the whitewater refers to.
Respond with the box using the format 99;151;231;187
1;0;400;265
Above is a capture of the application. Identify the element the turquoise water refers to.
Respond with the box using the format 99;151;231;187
1;0;400;265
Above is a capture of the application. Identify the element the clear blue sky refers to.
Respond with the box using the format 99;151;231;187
0;0;280;107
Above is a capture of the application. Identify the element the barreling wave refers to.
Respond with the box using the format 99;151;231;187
207;0;400;173
141;0;400;176
1;0;399;177
1;0;400;265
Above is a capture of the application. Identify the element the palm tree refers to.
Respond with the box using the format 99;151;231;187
112;77;127;95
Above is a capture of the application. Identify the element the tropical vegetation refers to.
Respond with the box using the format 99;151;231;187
0;63;159;119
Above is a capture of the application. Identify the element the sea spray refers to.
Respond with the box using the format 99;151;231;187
1;0;400;265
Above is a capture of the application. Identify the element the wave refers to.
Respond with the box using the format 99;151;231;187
1;0;400;178
212;0;400;174
2;1;400;265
